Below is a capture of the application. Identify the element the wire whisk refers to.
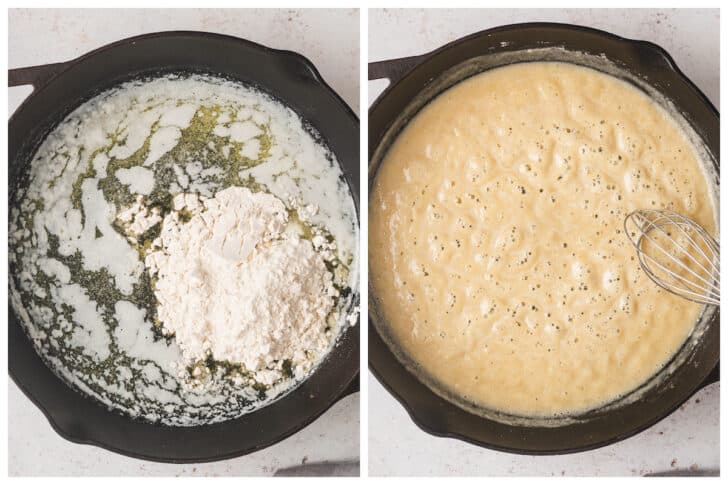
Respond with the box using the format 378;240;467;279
624;209;719;306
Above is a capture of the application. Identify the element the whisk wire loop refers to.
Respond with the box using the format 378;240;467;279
624;209;719;306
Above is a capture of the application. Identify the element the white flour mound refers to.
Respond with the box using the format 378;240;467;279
145;186;338;385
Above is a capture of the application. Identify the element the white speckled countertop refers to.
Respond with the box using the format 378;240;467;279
8;8;359;477
368;8;719;477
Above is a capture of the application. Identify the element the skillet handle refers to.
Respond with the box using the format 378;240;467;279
9;62;70;89
368;54;428;84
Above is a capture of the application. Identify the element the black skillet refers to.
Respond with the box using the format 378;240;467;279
9;31;359;463
369;23;719;454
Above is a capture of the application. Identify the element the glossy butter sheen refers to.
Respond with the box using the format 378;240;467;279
370;62;715;417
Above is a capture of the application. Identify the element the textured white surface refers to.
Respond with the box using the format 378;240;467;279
368;8;719;477
9;382;358;476
10;8;359;114
9;8;359;476
368;8;719;109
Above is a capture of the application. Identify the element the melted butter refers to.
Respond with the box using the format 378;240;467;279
10;74;358;425
370;62;716;417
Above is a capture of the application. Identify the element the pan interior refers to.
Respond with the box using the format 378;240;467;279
369;48;719;428
10;72;359;426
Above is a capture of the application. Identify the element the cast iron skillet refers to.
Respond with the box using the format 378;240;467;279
9;31;359;463
369;23;719;454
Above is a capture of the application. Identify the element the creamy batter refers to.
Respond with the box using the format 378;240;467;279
370;62;716;417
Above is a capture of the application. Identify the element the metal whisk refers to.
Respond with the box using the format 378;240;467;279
624;209;719;306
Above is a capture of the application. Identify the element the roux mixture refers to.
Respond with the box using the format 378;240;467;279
10;74;358;425
370;62;716;417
